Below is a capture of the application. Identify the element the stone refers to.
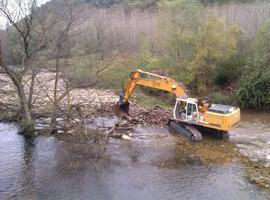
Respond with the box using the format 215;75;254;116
122;135;131;140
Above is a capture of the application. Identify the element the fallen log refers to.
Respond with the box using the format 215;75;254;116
105;123;116;142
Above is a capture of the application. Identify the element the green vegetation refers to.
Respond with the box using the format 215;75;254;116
119;0;241;103
211;92;234;104
86;0;270;109
130;90;174;108
155;0;239;94
236;23;270;109
214;55;245;86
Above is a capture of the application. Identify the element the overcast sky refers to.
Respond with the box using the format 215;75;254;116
0;0;51;29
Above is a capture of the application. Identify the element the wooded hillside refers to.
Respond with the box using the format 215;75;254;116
84;0;255;7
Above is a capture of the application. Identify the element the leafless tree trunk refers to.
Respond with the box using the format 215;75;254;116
0;0;40;137
0;0;77;137
0;42;34;137
49;5;76;132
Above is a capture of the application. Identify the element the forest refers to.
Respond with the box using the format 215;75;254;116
81;0;270;109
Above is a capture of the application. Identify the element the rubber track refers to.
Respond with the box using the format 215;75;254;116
168;119;203;141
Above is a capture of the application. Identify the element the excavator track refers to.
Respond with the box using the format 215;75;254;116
168;119;203;142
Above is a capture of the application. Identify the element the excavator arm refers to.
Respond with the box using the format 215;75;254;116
120;69;190;104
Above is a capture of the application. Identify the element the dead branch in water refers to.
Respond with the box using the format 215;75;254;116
105;123;116;142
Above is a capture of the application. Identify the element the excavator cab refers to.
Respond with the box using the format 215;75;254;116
173;98;200;123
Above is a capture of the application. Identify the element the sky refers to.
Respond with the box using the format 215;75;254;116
0;0;51;29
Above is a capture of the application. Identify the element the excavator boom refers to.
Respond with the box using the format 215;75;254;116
121;69;189;103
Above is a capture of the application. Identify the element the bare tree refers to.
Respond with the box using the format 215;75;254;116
0;0;77;137
0;0;39;137
49;4;76;132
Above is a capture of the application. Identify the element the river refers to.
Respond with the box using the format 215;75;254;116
0;111;270;200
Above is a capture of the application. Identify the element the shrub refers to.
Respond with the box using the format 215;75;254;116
214;55;245;86
236;22;270;109
236;70;270;109
211;92;233;105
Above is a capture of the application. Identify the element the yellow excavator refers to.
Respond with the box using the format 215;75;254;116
118;69;240;141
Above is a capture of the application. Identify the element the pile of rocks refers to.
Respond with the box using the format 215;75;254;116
0;71;172;128
129;105;172;127
94;103;172;127
0;71;118;118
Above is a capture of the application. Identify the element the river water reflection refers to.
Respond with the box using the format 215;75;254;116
1;111;270;200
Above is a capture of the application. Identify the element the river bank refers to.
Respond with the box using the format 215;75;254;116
0;71;117;120
0;71;172;126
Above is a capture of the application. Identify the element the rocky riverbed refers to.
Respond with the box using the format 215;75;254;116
0;71;172;126
0;71;117;119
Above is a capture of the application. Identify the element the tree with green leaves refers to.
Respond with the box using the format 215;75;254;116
190;13;239;92
156;0;239;94
237;23;270;109
157;0;202;85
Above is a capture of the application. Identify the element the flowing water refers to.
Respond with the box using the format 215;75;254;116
230;111;270;166
0;111;270;200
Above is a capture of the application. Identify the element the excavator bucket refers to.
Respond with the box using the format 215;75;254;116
114;94;130;115
118;101;130;114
